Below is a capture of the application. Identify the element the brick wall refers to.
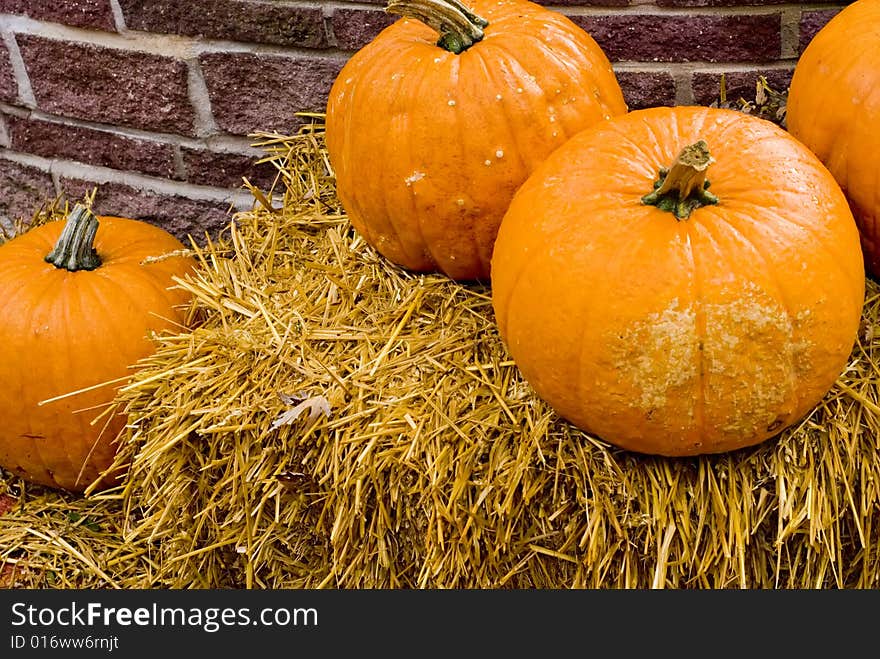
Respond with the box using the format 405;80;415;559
0;0;848;241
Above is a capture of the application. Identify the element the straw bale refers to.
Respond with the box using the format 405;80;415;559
2;115;879;589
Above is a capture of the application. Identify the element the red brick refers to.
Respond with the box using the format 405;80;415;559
199;52;343;136
0;0;116;31
18;35;196;136
332;8;397;50
569;13;781;63
661;0;840;3
615;71;676;110
181;147;277;190
0;160;56;228
534;0;629;5
59;178;233;243
692;68;793;106
800;9;843;53
119;0;328;48
655;0;786;6
6;115;178;179
0;494;14;516
0;45;16;103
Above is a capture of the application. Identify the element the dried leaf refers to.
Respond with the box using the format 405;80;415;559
271;392;331;429
755;79;767;106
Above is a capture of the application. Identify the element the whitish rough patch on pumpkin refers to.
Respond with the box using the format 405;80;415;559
405;171;425;186
791;308;815;376
701;285;806;438
613;298;698;417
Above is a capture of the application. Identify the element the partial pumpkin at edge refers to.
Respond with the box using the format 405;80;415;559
0;205;198;492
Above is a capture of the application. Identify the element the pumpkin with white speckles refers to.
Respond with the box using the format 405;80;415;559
325;0;626;281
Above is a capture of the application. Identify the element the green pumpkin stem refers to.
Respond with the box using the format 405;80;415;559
641;140;719;220
45;203;102;271
386;0;488;54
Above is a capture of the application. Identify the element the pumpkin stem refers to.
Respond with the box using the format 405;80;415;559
45;203;102;271
386;0;488;54
641;140;719;220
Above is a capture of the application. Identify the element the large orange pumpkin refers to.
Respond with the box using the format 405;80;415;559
0;204;197;492
787;0;880;278
325;0;626;281
491;106;865;456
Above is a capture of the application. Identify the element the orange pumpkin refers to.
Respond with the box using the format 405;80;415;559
787;0;880;277
325;0;626;281
491;106;865;456
0;204;197;492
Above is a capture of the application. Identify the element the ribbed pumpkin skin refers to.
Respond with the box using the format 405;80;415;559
325;0;627;281
491;107;865;456
787;0;880;277
0;217;196;491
